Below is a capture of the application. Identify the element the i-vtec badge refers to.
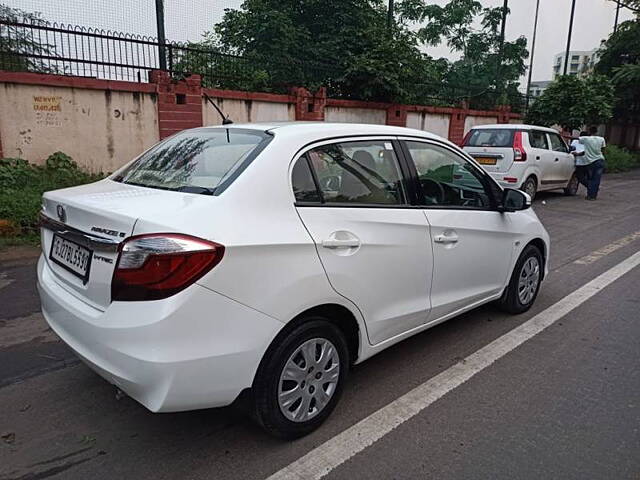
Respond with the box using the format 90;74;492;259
91;226;126;238
93;254;113;264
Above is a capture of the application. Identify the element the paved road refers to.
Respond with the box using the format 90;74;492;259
1;172;639;480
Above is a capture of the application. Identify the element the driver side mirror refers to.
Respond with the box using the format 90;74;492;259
500;188;531;212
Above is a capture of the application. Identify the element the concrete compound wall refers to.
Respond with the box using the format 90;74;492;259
202;97;295;126
464;115;500;134
0;77;158;172
325;106;386;125
406;112;450;139
0;70;521;172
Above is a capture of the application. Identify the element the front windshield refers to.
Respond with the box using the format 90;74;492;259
111;129;269;194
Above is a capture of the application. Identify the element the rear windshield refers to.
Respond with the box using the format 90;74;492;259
465;129;515;147
112;129;270;195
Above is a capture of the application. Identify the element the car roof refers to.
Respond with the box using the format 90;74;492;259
469;123;560;133
199;121;449;143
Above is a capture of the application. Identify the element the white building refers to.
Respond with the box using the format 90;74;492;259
528;80;552;99
552;50;599;79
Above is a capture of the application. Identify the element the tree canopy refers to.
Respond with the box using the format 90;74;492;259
0;4;56;73
525;75;615;131
595;18;640;123
174;0;529;108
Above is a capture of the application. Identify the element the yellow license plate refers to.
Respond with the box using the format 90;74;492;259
475;157;497;165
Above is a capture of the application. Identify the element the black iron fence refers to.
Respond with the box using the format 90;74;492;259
0;17;530;111
0;17;337;88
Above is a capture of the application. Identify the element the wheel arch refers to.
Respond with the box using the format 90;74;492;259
257;303;362;378
523;172;539;188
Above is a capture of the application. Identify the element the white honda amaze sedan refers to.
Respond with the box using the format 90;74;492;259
38;123;549;438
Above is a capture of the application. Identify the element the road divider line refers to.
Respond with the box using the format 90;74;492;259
267;250;640;480
574;231;640;265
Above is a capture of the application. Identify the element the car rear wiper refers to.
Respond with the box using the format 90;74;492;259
122;180;173;191
174;185;216;195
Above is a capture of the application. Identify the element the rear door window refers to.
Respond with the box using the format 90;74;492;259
465;129;515;147
529;130;549;149
112;128;271;195
291;157;321;203
304;140;406;205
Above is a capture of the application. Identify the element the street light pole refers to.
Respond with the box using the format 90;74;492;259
526;0;541;103
614;0;621;33
497;0;509;90
388;0;394;31
155;0;167;70
563;0;577;76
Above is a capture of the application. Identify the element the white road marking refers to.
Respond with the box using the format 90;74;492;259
267;250;640;480
574;231;640;265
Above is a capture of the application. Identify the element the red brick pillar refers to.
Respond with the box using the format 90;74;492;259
497;105;511;124
386;105;407;127
150;70;203;139
292;87;326;121
448;109;467;145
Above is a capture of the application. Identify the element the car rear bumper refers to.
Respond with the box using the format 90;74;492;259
487;171;523;189
37;254;283;412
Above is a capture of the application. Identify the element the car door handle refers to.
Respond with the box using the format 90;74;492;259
322;239;360;249
434;233;459;244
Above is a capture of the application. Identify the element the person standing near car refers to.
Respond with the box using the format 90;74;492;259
570;131;589;190
579;126;606;200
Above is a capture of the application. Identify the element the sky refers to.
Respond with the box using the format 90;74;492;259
4;0;635;83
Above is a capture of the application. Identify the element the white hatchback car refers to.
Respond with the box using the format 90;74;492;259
463;124;578;199
38;123;549;438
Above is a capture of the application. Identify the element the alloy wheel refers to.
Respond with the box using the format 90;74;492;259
517;257;540;305
278;338;340;422
523;178;537;198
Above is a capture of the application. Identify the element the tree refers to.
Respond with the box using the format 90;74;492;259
525;75;615;131
595;18;640;123
398;0;529;109
173;0;445;102
174;0;529;107
0;4;57;73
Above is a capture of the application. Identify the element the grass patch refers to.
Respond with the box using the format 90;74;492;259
0;233;40;248
605;145;640;173
0;152;103;248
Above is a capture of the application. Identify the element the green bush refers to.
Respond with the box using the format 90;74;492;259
0;153;103;236
605;145;640;173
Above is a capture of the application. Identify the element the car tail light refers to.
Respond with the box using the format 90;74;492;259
111;234;224;301
503;177;519;183
513;131;527;162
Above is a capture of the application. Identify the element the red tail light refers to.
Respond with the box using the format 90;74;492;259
111;234;224;301
513;131;527;162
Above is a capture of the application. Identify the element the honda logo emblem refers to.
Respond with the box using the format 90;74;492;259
56;205;66;223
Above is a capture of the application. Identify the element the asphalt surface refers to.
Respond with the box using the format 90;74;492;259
1;172;639;480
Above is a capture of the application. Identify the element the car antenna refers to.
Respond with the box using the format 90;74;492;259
203;92;233;125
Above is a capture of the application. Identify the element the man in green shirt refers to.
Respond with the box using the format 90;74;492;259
579;126;606;200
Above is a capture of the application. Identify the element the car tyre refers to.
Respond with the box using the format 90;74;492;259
252;318;349;439
497;244;543;314
563;173;579;196
521;176;537;201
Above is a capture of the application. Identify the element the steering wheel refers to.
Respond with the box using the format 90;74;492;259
420;178;445;204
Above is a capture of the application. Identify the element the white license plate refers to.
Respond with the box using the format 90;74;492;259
49;234;92;283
